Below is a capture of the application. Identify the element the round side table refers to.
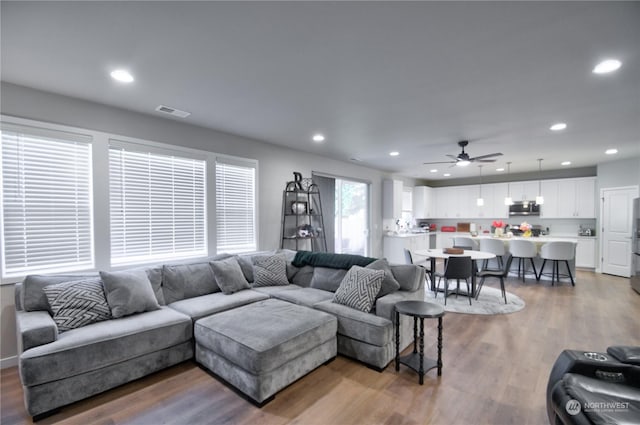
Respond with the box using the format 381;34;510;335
395;300;445;384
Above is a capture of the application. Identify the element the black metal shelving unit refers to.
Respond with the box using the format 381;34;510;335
280;180;327;252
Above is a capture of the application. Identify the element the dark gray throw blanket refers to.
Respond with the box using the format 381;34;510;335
291;251;377;269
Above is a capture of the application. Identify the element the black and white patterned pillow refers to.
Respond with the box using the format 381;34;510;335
252;254;289;287
43;278;112;332
333;266;385;313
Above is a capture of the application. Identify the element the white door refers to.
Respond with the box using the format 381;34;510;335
601;186;639;277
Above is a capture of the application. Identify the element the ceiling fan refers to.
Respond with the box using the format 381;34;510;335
424;140;503;167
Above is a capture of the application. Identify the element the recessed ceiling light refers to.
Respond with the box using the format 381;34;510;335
110;69;134;83
430;169;438;173
496;168;504;172
389;151;399;157
605;148;618;155
561;161;571;166
312;133;325;142
550;123;567;131
443;173;451;177
593;59;622;74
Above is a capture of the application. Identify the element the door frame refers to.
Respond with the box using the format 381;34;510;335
312;171;372;256
598;185;639;276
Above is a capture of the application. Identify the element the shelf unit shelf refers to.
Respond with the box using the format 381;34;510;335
280;180;327;252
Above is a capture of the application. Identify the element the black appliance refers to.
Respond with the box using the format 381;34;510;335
509;201;540;216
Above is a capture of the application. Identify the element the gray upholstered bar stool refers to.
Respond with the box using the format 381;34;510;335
479;238;505;271
509;239;538;282
539;241;576;286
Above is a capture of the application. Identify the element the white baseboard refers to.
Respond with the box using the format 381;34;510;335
1;355;18;369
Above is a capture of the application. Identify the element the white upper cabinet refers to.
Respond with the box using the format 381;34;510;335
413;186;434;218
508;181;540;201
540;177;596;218
382;179;403;219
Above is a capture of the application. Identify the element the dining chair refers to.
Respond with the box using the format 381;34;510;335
479;238;505;271
452;237;477;251
475;253;513;304
404;248;432;285
509;239;538;282
539;242;576;286
435;256;473;305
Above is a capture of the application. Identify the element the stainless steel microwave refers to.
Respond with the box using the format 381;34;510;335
509;201;540;216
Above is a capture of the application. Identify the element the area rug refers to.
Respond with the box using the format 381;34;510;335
425;286;525;315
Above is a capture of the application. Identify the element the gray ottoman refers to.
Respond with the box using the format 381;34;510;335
195;298;337;405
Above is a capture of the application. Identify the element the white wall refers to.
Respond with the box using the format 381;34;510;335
0;82;418;364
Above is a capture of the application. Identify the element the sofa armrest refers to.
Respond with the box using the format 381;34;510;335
375;289;424;322
389;264;425;292
16;310;58;352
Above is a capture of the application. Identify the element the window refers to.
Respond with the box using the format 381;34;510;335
1;124;93;277
109;143;206;265
215;158;256;254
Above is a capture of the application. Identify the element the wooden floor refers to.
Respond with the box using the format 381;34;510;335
2;270;640;425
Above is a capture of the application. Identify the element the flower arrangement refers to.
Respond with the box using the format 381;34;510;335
519;221;532;237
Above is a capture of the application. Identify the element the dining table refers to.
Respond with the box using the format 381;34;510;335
413;248;496;298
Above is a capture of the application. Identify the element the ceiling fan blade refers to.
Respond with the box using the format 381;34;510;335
423;160;456;165
445;154;459;161
470;152;503;161
474;158;498;163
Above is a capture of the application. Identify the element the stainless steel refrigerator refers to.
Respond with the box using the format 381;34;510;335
632;198;640;294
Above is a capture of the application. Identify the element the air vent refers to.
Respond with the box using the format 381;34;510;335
155;105;191;118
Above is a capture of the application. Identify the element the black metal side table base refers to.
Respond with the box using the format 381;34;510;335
395;301;445;385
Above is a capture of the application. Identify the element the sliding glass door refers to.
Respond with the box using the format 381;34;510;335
335;179;369;256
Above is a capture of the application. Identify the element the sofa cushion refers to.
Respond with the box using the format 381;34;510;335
23;274;97;313
252;254;289;287
19;307;192;387
236;255;254;283
209;257;250;295
250;284;301;297
314;300;393;347
365;259;401;298
194;299;337;374
390;264;424;292
43;278;112;332
271;287;334;307
162;262;219;304
310;267;348;292
168;290;269;322
100;270;161;318
333;266;384;313
290;265;314;287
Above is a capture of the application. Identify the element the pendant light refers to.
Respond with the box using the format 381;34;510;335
536;158;545;205
476;165;485;206
504;162;514;205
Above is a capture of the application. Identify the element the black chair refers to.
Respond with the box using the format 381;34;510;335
475;254;513;304
435;256;473;305
404;249;431;286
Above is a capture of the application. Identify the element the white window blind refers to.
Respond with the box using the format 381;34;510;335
216;159;256;254
1;124;93;277
109;145;206;265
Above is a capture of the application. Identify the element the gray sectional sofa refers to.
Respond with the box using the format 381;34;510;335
15;250;425;418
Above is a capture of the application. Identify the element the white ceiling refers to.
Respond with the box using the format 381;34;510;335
2;1;639;180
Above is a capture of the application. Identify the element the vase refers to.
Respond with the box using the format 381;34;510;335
494;228;504;237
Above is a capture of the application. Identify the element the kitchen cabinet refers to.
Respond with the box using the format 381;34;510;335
436;232;455;249
508;181;540;202
576;237;596;268
432;183;509;219
383;234;433;264
382;179;403;219
413;186;434;218
541;177;596;218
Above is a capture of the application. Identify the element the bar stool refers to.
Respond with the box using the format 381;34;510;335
479;238;505;271
509;239;538;282
539;241;576;286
